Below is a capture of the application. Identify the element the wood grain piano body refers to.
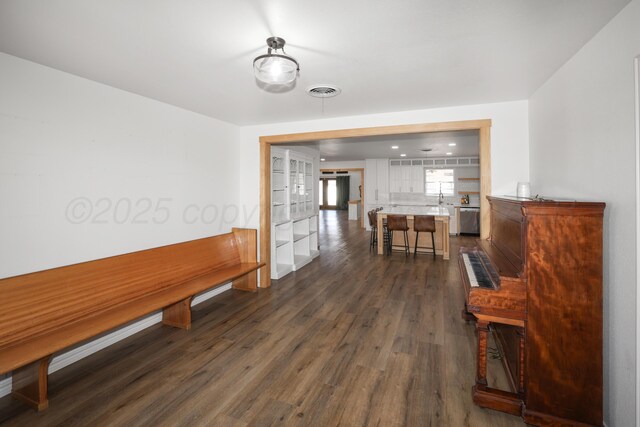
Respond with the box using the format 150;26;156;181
459;196;605;426
522;202;604;426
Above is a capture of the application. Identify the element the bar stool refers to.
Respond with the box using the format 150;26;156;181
368;210;389;251
413;215;436;258
367;210;377;251
386;215;410;256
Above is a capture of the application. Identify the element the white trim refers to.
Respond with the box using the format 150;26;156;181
0;283;232;398
635;55;640;427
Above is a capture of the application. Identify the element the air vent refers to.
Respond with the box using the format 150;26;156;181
306;85;341;98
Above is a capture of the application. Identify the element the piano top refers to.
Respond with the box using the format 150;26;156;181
490;195;606;211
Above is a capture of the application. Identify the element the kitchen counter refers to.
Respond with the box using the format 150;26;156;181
376;207;450;259
348;200;361;221
381;205;450;216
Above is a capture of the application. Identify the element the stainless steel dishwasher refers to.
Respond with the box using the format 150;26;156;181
459;207;480;235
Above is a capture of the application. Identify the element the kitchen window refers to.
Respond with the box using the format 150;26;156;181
425;169;454;196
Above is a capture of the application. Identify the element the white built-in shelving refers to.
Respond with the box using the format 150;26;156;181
270;148;319;280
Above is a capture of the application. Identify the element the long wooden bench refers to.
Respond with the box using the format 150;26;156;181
0;228;264;411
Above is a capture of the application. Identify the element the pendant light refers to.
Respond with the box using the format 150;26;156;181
253;37;300;85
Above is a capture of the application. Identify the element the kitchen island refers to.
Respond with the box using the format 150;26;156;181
376;206;450;259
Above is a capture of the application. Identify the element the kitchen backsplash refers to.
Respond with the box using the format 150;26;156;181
389;192;480;206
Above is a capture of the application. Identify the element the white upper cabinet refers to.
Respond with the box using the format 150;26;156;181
411;164;425;194
271;148;317;223
365;159;390;203
389;165;402;192
376;159;389;194
389;159;424;193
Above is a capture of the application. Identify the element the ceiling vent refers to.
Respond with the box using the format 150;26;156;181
306;85;341;98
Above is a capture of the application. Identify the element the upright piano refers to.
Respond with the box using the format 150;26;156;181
459;196;605;426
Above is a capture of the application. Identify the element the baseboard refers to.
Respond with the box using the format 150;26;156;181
0;283;232;399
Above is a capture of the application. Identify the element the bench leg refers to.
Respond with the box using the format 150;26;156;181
12;355;53;411
233;270;257;292
163;297;193;329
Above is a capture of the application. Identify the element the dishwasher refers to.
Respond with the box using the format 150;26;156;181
459;207;480;235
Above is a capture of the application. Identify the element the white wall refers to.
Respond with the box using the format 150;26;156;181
528;1;640;425
0;53;242;278
349;172;362;201
239;100;530;232
0;53;243;394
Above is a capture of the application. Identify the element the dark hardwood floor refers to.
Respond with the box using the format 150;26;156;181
0;210;523;426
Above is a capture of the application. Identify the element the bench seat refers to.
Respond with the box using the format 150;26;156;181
0;261;260;375
0;228;264;410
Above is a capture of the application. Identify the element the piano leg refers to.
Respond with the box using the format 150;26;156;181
476;320;489;386
471;319;524;416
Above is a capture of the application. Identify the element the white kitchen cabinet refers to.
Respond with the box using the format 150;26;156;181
364;158;389;203
389;160;425;194
389;164;402;192
401;164;412;191
411;164;425;194
376;159;389;194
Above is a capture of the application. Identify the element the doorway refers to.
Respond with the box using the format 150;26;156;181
259;119;492;287
319;178;338;209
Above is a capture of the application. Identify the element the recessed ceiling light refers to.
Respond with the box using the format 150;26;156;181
448;143;457;146
320;158;326;161
400;154;407;157
391;145;399;149
446;152;453;155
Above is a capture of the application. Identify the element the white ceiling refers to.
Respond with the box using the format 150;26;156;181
289;130;480;161
0;0;630;125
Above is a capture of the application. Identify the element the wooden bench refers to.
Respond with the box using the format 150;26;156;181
0;228;264;411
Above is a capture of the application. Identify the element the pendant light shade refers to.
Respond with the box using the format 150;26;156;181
253;37;299;85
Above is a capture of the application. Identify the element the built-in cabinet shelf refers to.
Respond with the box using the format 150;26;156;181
271;147;319;280
271;214;319;279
